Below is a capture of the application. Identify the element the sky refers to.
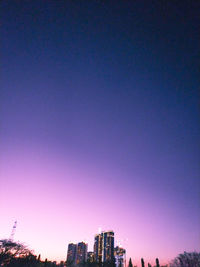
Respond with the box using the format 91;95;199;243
0;0;199;265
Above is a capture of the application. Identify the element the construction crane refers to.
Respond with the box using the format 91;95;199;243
9;221;17;241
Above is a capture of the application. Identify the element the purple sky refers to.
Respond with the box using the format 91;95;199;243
0;1;199;265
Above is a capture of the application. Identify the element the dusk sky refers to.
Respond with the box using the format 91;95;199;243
0;0;199;265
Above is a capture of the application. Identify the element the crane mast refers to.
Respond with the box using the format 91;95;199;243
9;221;17;241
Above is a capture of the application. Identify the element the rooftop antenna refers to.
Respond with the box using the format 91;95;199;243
9;221;17;241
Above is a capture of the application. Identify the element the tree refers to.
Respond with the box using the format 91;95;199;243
141;258;145;267
128;258;133;267
170;251;200;267
0;239;34;266
155;258;160;267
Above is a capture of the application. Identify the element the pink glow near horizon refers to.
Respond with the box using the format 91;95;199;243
1;144;198;266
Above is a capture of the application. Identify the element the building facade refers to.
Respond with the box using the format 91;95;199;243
94;231;114;263
67;243;77;265
76;242;88;264
114;246;126;267
94;234;103;262
87;252;94;263
102;231;114;262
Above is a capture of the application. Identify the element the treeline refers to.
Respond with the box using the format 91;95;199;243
127;252;200;267
0;239;64;267
1;239;200;267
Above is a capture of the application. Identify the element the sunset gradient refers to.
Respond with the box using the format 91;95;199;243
0;1;199;266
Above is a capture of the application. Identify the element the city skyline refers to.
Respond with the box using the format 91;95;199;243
66;230;126;267
0;1;199;266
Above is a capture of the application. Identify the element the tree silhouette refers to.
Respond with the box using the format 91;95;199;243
170;251;200;267
128;258;133;267
0;239;33;266
156;258;160;267
141;258;145;267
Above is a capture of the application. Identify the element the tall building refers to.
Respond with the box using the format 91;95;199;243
76;242;88;264
67;243;77;265
94;231;114;263
102;231;115;262
94;234;103;262
114;246;126;267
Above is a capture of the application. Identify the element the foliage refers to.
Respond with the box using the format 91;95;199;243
141;258;145;267
0;239;63;267
0;239;33;266
128;258;133;267
156;258;160;267
170;251;200;267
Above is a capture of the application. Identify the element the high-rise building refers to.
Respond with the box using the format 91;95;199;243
94;234;103;262
67;243;77;265
114;246;126;267
94;231;114;263
76;242;88;264
102;231;114;262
